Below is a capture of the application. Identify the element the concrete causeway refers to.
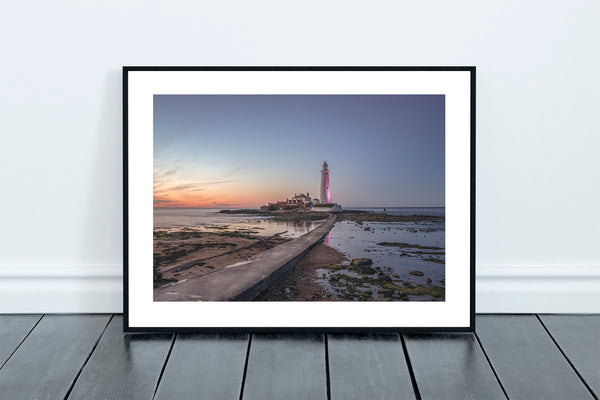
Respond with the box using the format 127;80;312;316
154;214;337;301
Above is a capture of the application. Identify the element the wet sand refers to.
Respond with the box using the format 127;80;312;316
257;244;348;301
154;230;288;284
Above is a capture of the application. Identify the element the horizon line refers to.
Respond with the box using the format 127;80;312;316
153;205;446;209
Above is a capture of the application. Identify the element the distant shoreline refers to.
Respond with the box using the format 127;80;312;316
219;209;444;223
154;206;445;209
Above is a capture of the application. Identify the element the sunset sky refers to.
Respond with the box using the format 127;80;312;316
154;95;445;208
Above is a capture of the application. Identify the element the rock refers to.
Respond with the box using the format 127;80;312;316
426;277;432;284
379;289;394;298
410;270;424;276
351;258;372;266
350;258;375;273
378;273;392;282
355;265;376;274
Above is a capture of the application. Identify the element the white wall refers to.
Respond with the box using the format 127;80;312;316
1;0;599;313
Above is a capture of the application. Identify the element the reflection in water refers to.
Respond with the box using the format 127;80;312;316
406;335;478;374
286;220;320;235
324;231;332;246
153;208;325;239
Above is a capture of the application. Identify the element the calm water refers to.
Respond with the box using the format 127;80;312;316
153;208;323;239
346;207;445;216
322;207;446;289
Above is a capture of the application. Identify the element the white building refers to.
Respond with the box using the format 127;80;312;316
291;193;311;203
313;161;342;212
320;161;331;203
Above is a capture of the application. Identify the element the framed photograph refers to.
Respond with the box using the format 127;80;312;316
123;67;475;332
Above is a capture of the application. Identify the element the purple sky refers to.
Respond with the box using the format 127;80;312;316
154;95;445;208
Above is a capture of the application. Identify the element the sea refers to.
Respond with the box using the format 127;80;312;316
153;207;324;239
345;207;445;216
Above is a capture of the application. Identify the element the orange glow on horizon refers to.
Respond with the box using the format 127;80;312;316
153;179;290;209
153;163;320;209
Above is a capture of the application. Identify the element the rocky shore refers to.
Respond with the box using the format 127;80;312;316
153;227;288;287
219;208;443;223
258;245;444;301
155;209;445;301
321;257;445;301
257;244;348;301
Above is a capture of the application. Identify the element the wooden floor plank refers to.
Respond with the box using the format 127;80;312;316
0;314;110;400
0;314;41;368
539;314;600;398
404;333;506;400
476;315;594;400
243;333;327;400
328;333;415;400
154;333;248;400
67;315;173;399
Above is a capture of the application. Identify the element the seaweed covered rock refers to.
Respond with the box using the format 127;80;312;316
350;258;375;274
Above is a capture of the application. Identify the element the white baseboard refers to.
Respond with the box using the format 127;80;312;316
1;266;599;314
477;266;600;313
0;266;123;313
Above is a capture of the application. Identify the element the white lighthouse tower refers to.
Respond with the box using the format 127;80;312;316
320;161;331;204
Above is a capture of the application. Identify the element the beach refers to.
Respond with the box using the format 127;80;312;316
257;244;348;301
153;229;289;286
153;208;445;301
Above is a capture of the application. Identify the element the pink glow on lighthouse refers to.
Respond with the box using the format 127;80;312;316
320;161;331;203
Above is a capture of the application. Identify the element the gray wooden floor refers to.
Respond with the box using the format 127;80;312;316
0;315;598;399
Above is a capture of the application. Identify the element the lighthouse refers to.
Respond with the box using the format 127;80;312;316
320;161;331;203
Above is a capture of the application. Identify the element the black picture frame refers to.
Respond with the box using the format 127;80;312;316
123;66;475;333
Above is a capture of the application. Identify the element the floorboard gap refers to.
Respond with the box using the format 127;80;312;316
0;314;44;371
474;331;510;400
400;333;422;400
238;333;252;400
325;334;331;400
152;333;177;400
535;315;598;400
63;314;114;400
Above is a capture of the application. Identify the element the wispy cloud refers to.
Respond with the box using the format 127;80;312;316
154;198;175;205
153;156;244;207
170;183;201;191
154;178;238;194
203;179;237;186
